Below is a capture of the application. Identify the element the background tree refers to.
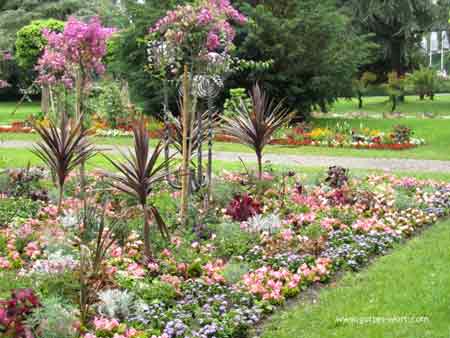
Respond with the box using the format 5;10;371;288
230;0;374;118
15;19;65;113
352;71;377;109
344;0;448;76
406;66;440;100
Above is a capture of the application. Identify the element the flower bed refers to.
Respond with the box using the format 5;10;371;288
0;166;449;337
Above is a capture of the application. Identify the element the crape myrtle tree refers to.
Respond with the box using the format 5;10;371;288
229;0;374;118
36;16;115;196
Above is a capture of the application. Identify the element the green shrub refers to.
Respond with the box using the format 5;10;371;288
135;279;177;304
212;222;257;258
0;198;41;226
25;296;78;338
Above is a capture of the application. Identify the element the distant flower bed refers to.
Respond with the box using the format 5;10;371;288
3;119;425;151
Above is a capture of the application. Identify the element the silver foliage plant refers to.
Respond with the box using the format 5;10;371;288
243;213;282;234
96;289;136;321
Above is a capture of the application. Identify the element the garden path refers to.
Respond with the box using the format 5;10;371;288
2;140;450;173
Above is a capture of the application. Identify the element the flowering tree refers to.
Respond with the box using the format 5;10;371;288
36;16;116;117
148;0;247;222
149;0;246;71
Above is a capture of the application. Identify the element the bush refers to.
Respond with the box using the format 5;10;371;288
25;296;77;338
0;199;41;227
212;222;257;258
406;66;440;100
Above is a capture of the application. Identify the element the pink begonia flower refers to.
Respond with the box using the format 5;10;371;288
147;262;160;272
83;334;97;338
25;241;41;259
125;328;138;337
110;246;122;257
93;317;120;331
127;263;145;278
0;257;11;269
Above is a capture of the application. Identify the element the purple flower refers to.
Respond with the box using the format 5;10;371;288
206;31;220;51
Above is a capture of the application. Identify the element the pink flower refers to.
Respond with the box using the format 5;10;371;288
25;241;41;259
127;263;145;278
93;317;120;331
111;247;122;257
83;334;97;338
0;257;11;269
206;31;220;51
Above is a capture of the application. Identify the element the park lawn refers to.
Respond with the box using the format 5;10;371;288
0;101;42;124
2;147;450;182
262;218;450;338
330;94;450;116
2;101;450;160
2;116;450;160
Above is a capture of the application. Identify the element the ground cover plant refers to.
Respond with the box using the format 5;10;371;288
1;159;450;337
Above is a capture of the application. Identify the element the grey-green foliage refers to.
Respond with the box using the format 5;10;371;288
25;296;77;338
245;213;282;234
222;261;251;284
394;190;416;210
97;289;136;321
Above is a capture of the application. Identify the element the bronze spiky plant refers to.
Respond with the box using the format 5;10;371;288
32;114;96;214
221;83;292;179
104;119;172;260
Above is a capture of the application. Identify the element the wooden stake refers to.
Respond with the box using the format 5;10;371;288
180;65;190;224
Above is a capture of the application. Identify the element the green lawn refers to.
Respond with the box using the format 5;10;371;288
330;94;450;117
2;116;450;161
262;219;450;338
2;101;450;160
0;101;41;124
2;147;450;182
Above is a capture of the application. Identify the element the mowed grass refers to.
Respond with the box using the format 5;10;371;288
262;219;450;338
2;101;450;160
330;94;450;116
2;147;450;182
0;101;41;124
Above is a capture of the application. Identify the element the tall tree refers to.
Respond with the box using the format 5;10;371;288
230;0;374;117
346;0;448;75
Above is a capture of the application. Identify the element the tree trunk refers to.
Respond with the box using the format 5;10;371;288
142;205;152;260
256;151;262;180
391;95;397;113
391;39;404;76
57;185;64;215
419;93;425;100
358;93;363;109
180;65;191;225
41;85;50;115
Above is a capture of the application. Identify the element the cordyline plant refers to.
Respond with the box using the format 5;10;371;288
221;83;292;179
32;114;96;214
104;120;172;260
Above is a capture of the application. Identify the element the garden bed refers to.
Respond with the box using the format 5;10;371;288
0;166;449;338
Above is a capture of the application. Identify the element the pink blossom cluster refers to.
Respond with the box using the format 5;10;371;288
149;0;246;56
203;259;225;284
241;267;301;301
0;80;10;89
298;258;332;283
83;317;141;338
36;16;115;87
352;217;388;233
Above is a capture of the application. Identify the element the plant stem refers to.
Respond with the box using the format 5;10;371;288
143;204;153;259
180;65;190;225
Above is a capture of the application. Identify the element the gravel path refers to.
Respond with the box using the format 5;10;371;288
2;140;450;173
